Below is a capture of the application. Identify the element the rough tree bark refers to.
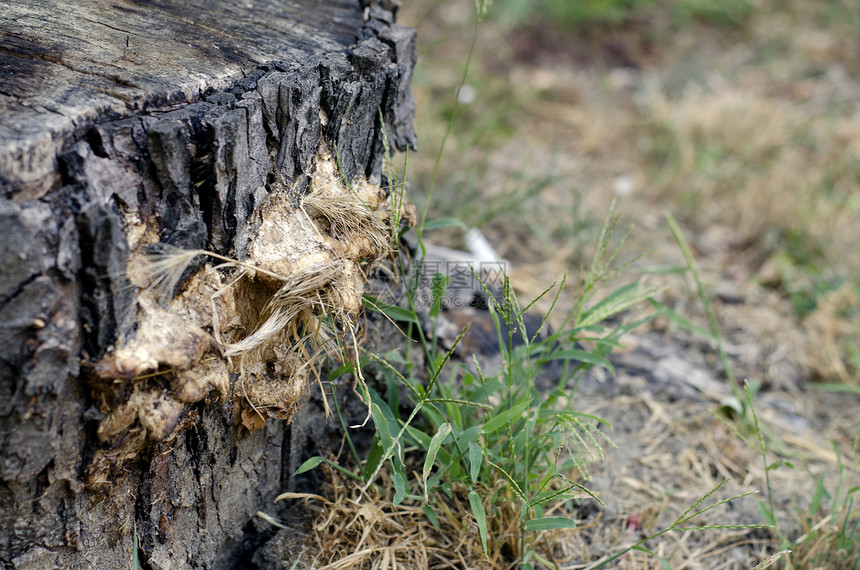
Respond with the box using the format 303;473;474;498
0;1;416;568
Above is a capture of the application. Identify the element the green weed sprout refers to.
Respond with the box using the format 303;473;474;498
746;381;860;569
587;479;762;569
294;200;664;567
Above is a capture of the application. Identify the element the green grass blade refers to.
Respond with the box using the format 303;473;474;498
427;324;470;393
482;400;531;434
363;295;420;323
745;381;783;542
403;423;432;449
469;441;483;483
809;473;826;515
524;517;577;532
422;504;440;530
672;478;730;526
666;211;738;393
422;217;467;231
132;521;139;570
426;397;492;409
429;272;449;319
469;490;489;556
811;383;860;394
757;501;778;528
392;468;407;506
488;459;527;503
630;545;672;570
423;423;452;501
579;283;662;329
293;456;324;476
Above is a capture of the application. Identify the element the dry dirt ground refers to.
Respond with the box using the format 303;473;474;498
277;2;860;568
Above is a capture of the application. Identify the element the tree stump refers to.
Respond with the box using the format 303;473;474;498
0;1;416;568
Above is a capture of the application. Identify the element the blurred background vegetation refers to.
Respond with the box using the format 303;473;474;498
399;0;860;386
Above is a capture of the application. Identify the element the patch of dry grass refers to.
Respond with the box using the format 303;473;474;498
304;465;491;569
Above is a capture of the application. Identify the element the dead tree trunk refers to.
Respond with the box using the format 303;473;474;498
0;1;416;568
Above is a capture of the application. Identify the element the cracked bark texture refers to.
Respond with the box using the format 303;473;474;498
0;1;416;568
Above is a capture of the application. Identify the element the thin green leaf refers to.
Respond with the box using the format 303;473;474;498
488;459;527;503
422;504;440;530
667;212;739;392
422;217;467;232
363;295;419;323
392;469;407;506
370;402;394;448
811;382;860;394
430;273;449;319
427;324;470;394
469;491;489;556
580;283;661;328
457;425;483;448
468;441;482;483
293;456;324;476
426;397;492;409
403;424;432;450
368;390;407;468
640;264;689;275
630;545;671;570
585;280;642;316
323;459;364;482
423;423;452;501
327;362;356;379
482;400;531;434
524;517;577;532
363;439;383;481
132;521;139;570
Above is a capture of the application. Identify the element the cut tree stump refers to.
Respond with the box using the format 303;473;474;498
0;1;416;568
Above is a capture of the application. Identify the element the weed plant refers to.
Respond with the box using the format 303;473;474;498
299;201;779;568
299;203;666;568
660;218;860;569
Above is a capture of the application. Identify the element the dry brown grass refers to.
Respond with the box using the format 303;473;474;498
303;463;628;569
304;466;490;569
